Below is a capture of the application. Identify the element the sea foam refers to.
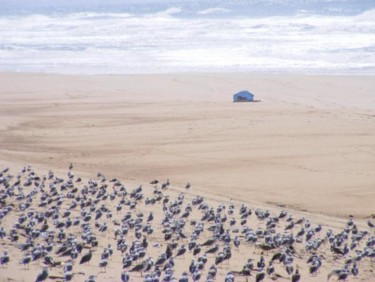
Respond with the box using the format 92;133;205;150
0;8;374;74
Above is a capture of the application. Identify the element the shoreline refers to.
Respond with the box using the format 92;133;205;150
2;69;375;77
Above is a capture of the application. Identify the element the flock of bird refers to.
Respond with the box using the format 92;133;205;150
0;165;374;282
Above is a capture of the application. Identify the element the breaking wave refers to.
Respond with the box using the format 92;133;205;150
0;8;374;74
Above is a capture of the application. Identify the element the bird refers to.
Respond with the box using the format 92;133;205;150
256;271;266;282
257;256;265;270
215;252;224;266
64;260;73;272
327;268;349;281
43;255;60;267
121;271;130;282
233;236;240;248
266;262;275;275
176;245;187;258
193;245;201;256
179;272;189;282
63;271;74;282
205;244;219;254
150;179;159;185
224;271;234;282
256;243;274;254
201;238;216;247
351;263;359;277
166;244;173;259
207;264;217;279
238;265;252;276
35;267;49;282
291;269;301;282
99;258;108;272
0;251;10;267
368;220;375;228
122;258;132;269
79;250;92;265
155;253;167;266
85;275;96;282
192;270;201;281
309;262;320;276
20;252;32;269
130;261;145;277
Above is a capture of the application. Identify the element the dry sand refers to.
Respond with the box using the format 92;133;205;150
0;72;374;282
0;72;374;217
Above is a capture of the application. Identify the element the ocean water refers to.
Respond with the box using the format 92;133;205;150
0;0;374;74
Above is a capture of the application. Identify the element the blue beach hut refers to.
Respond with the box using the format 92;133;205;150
233;90;254;102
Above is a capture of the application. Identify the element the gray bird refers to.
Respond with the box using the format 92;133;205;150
63;271;74;282
85;275;96;282
256;271;265;282
79;250;92;265
225;271;235;282
121;271;130;282
0;251;10;266
20;252;32;269
292;269;301;282
35;267;49;282
179;272;189;282
205;244;219;254
99;258;108;272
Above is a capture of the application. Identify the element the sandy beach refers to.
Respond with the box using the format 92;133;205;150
1;72;374;216
0;72;374;281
